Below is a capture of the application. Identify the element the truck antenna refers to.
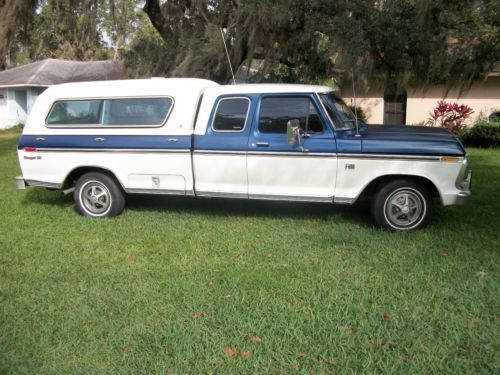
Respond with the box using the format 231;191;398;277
351;69;360;136
220;27;236;84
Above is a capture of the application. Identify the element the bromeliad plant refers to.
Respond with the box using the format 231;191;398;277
427;100;473;134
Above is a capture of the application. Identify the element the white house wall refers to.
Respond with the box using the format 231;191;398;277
342;76;500;125
7;88;27;127
0;87;44;129
0;89;7;129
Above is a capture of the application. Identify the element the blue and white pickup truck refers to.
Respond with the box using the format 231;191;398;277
16;78;471;230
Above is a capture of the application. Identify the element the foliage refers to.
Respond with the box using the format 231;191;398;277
0;0;149;67
1;1;499;87
0;0;38;68
0;124;24;135
460;121;500;148
1;135;499;373
143;0;500;87
348;104;368;123
426;100;474;134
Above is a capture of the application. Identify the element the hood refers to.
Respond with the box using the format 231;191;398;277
361;125;466;156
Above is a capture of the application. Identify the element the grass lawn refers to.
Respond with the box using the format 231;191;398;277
0;133;498;374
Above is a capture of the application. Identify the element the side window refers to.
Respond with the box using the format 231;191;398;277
47;100;101;125
104;98;172;126
212;97;250;132
46;97;173;127
258;97;324;134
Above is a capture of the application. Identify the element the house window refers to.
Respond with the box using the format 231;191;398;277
384;88;407;125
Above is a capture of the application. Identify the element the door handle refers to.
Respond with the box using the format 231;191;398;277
167;138;178;143
36;137;46;141
94;137;105;142
255;142;269;147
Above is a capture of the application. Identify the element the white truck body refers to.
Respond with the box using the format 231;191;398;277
16;78;471;230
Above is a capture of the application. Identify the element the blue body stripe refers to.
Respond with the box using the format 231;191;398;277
18;135;192;150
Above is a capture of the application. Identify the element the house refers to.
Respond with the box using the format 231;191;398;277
340;70;500;125
0;59;124;129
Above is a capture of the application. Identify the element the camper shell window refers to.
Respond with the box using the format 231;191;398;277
46;97;173;127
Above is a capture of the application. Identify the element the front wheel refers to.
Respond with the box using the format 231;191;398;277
372;179;433;231
74;172;125;217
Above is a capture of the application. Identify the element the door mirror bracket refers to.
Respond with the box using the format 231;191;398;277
287;119;309;152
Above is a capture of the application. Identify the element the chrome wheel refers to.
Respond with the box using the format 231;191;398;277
384;188;425;228
80;180;112;216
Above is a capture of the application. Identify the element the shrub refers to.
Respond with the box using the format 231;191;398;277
459;121;500;148
0;123;24;135
348;104;368;123
427;100;474;134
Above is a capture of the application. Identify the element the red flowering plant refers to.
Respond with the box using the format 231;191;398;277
427;100;474;134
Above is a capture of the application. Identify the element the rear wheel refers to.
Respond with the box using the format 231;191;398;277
372;179;433;230
74;172;125;217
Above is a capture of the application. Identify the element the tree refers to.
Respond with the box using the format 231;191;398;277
143;0;500;88
0;0;38;69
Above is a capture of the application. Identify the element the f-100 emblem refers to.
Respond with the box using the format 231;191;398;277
345;163;355;170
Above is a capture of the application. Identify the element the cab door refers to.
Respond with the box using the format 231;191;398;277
247;95;337;201
193;96;253;197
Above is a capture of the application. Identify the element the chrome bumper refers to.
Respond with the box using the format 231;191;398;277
455;170;472;205
16;176;26;190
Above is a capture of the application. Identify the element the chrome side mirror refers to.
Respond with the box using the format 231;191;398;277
287;119;300;144
286;119;308;152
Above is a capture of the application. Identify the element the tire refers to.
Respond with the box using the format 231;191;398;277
74;172;125;217
371;179;433;231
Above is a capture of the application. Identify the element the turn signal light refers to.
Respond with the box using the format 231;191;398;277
441;156;460;163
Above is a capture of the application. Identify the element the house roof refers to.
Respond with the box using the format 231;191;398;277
0;58;124;88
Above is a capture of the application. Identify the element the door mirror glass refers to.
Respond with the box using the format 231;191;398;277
287;119;300;144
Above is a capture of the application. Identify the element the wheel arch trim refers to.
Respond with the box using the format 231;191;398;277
355;174;441;203
63;166;126;192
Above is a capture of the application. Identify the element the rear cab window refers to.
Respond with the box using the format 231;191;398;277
46;97;173;127
211;97;251;132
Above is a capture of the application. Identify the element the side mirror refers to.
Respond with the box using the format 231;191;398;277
286;119;308;152
287;119;300;144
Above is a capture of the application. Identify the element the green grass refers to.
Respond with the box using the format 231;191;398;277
0;134;499;374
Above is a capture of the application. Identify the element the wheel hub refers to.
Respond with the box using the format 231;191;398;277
385;189;424;228
80;181;111;215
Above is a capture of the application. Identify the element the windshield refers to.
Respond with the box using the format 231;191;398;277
319;92;357;130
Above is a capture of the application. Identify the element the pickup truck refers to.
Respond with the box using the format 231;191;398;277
16;78;471;230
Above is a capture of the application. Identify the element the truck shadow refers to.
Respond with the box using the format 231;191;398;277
22;189;373;227
126;194;373;226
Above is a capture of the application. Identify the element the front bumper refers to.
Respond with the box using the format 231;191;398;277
455;170;472;205
16;176;26;190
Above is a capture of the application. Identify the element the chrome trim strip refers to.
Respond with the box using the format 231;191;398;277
249;194;333;203
196;191;248;199
333;197;356;204
34;148;191;153
248;151;337;157
195;150;338;157
194;150;247;156
26;179;61;189
32;148;458;161
127;188;191;196
337;153;445;161
195;150;453;161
